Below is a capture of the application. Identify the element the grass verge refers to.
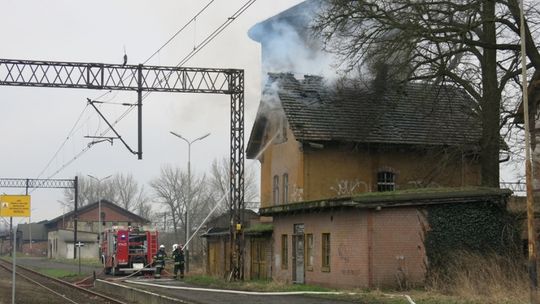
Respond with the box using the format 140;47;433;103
39;268;79;279
427;251;527;304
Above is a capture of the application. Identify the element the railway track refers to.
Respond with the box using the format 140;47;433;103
0;259;128;304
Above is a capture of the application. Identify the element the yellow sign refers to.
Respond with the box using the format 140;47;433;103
0;195;31;217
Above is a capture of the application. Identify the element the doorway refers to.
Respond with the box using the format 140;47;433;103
292;224;304;284
250;238;267;279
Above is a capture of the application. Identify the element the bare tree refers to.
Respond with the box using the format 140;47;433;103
150;165;184;240
208;156;259;212
150;164;214;243
61;173;150;216
112;173;149;212
314;0;540;186
61;175;114;209
134;185;153;220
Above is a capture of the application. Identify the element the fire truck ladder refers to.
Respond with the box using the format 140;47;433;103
0;58;246;280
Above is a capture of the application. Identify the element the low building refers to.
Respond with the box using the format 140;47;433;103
260;188;512;288
17;221;48;256
203;210;273;280
45;200;150;259
0;231;11;255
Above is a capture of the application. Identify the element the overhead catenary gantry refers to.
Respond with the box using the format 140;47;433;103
0;58;246;279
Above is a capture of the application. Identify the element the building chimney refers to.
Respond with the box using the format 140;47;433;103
372;63;389;93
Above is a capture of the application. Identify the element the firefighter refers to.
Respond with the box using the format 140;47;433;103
153;244;167;279
172;243;185;279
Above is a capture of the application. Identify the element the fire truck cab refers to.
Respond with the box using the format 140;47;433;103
100;226;158;275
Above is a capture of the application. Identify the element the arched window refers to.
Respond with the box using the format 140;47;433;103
377;171;395;192
273;175;280;205
282;173;289;204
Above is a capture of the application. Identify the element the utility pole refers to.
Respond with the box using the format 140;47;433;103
170;131;210;273
26;179;31;251
87;174;112;254
520;0;538;301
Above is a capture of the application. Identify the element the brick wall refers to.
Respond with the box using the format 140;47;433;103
77;204;139;222
21;241;47;256
258;123;482;207
271;207;426;289
371;207;426;288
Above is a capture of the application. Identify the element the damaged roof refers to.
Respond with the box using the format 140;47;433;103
247;73;481;158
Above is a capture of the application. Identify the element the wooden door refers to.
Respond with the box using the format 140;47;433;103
250;238;267;279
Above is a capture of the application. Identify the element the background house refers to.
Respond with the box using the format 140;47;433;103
45;199;150;259
16;221;48;256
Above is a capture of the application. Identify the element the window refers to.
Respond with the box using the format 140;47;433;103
306;233;314;271
281;118;288;141
322;233;331;272
377;171;395;192
282;173;289;204
281;234;288;269
273;175;280;205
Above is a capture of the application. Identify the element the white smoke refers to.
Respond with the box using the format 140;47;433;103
248;0;338;81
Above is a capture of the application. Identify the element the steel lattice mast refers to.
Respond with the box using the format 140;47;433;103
0;58;246;279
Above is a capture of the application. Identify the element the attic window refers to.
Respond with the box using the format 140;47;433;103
377;171;395;192
273;175;280;205
282;173;289;204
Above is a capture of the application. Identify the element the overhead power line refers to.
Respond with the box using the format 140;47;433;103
143;0;216;65
39;0;259;182
34;0;217;182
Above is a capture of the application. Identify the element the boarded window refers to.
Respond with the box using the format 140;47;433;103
281;234;288;269
321;233;330;272
377;171;395;192
273;175;280;205
282;173;289;204
306;233;314;271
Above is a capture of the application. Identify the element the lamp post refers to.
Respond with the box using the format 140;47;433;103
170;131;210;273
87;174;111;253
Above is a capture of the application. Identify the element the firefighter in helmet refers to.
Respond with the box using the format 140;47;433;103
172;243;185;279
153;244;167;279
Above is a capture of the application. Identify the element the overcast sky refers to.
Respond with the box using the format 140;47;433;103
0;0;525;227
0;0;305;224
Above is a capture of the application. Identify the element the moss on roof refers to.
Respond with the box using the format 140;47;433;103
259;187;511;216
244;223;273;234
350;187;511;202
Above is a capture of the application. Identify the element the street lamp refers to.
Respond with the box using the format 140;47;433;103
170;131;210;273
87;174;111;252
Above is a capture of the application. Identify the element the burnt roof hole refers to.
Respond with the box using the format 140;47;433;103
301;75;324;106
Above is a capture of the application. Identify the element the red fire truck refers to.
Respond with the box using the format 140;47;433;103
100;226;159;275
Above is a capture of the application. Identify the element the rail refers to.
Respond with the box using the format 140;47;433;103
0;258;128;304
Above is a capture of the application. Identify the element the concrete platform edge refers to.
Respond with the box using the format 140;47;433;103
95;279;192;304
